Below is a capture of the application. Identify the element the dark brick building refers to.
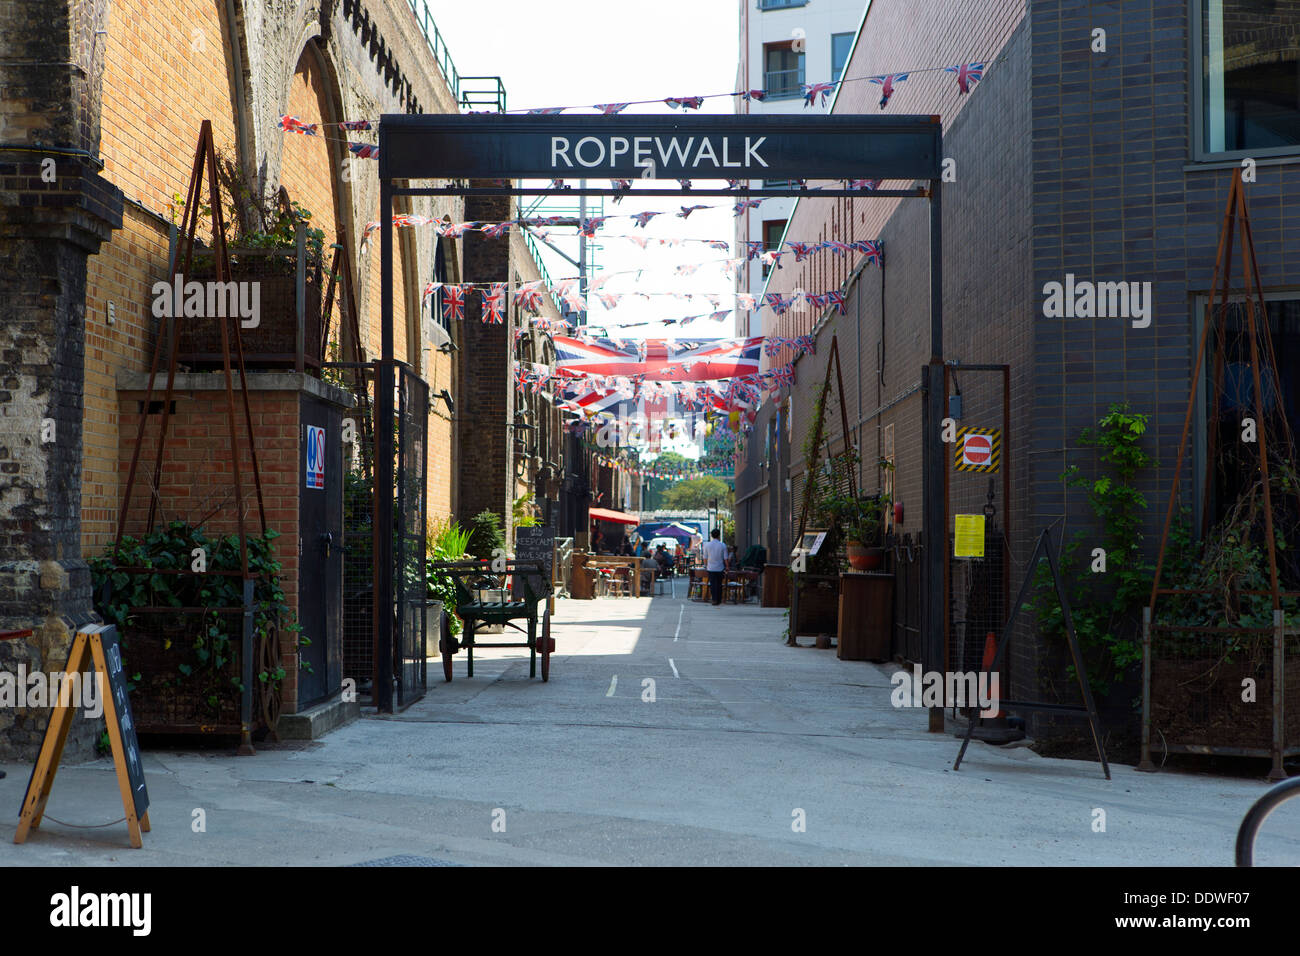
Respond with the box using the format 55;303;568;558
735;0;1300;718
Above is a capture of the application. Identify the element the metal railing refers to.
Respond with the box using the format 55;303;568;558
406;1;506;112
763;68;804;99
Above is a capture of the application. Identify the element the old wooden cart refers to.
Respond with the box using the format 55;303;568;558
429;559;554;681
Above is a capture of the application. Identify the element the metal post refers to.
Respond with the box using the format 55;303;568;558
924;182;945;732
376;181;395;713
1137;605;1155;771
238;577;255;755
1271;608;1285;781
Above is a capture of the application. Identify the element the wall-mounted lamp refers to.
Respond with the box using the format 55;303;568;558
437;340;458;354
437;388;455;413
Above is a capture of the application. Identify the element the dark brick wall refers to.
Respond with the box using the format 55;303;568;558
0;0;122;759
456;188;514;530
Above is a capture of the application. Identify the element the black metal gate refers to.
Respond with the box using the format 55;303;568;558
331;360;428;710
944;364;1011;711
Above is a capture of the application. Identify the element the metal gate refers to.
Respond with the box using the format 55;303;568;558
944;364;1011;710
332;360;428;710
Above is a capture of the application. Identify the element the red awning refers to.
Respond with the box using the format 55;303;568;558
588;507;640;526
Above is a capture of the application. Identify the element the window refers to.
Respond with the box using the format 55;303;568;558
763;42;804;99
1194;0;1300;158
761;218;786;277
429;240;449;333
763;178;795;189
832;32;854;83
758;0;807;9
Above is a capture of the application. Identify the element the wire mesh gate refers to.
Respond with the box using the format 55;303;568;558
331;360;428;710
944;364;1011;713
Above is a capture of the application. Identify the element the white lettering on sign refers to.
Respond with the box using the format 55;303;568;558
962;433;992;467
548;135;769;170
306;425;325;490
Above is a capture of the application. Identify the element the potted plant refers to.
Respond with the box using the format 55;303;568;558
426;519;471;657
842;495;889;571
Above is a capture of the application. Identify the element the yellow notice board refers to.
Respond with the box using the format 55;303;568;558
954;514;985;558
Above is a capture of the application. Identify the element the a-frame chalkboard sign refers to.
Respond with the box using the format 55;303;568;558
14;624;151;848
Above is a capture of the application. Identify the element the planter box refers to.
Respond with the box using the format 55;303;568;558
791;574;839;638
176;271;322;370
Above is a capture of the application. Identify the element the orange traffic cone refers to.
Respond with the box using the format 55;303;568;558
981;631;1005;719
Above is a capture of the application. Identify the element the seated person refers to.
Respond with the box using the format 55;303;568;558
654;545;674;575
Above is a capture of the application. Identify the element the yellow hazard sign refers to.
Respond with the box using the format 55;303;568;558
954;427;1001;472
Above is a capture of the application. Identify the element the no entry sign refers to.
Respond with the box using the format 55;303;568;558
954;428;1000;472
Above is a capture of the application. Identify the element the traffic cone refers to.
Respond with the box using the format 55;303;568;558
981;631;1005;719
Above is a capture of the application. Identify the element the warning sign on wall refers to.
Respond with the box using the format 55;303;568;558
305;425;325;490
954;427;1000;472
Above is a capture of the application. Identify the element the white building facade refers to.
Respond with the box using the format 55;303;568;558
734;0;868;338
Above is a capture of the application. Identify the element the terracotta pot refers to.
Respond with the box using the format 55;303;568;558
846;542;883;571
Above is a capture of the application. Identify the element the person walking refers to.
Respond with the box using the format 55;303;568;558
702;528;729;606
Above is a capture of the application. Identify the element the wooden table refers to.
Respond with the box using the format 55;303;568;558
585;555;645;597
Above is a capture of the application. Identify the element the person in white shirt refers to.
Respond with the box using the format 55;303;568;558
702;529;729;606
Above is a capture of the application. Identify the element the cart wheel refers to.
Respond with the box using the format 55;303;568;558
440;616;454;682
541;614;551;682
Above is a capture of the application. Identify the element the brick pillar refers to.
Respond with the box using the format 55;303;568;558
456;188;514;531
0;0;123;759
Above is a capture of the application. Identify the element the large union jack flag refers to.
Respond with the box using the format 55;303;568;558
552;336;764;381
442;284;466;322
482;283;506;324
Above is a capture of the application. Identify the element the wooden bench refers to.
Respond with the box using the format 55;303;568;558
428;560;554;682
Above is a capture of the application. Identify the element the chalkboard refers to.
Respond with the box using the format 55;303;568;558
513;526;555;599
98;625;149;820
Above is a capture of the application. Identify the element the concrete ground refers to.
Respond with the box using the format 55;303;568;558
2;589;1298;866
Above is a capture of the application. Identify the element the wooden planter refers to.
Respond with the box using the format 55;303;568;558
791;573;840;638
176;270;323;371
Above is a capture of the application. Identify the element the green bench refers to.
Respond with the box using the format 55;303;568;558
429;560;554;682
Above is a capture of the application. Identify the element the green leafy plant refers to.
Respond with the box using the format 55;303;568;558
512;492;541;529
427;518;471;638
89;521;299;712
466;510;505;561
1028;404;1152;697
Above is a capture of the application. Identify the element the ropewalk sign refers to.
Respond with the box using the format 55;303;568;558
381;114;943;184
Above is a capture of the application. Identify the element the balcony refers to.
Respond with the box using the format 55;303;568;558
762;68;804;100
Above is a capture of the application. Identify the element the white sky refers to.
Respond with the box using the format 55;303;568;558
423;0;743;341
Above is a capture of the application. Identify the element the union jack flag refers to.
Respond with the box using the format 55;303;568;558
849;179;881;190
677;179;693;191
513;364;527;390
736;293;757;311
549;179;567;190
740;89;767;103
944;61;985;94
677;205;708;219
597;292;621;309
806;292;827;309
802;82;837;107
279;115;317;136
822;239;853;256
760;249;784;270
733;199;762;216
709;310;732;322
870;73;909;109
441;221;480;238
480;221;512;238
826;290;847;313
708;240;731;251
442;285;466;322
422;281;442;302
744;241;765;260
338;119;372;131
726;179;745;190
595;103;630;114
483;283;506;324
348;141;379;159
552;336;764;381
763;337;788;357
854;239;884;265
528;107;566;115
579;216;607;237
631;211;660;228
792;334;816;355
664;96;705;110
514;281;545;314
789;242;816;262
772;364;796;388
764;293;788;314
